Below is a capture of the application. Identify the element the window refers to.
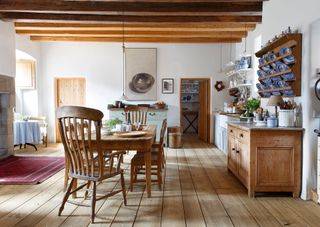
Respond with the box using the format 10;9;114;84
16;60;35;89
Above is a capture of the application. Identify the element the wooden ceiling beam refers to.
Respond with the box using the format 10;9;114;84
0;1;262;13
16;29;247;37
14;22;256;31
30;36;242;43
0;12;262;23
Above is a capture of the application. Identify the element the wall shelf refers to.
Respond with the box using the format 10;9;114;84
255;33;302;97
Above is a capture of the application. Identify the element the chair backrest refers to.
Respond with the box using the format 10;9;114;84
159;119;167;146
124;106;148;125
56;106;104;179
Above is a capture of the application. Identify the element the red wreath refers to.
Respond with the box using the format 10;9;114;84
214;81;225;92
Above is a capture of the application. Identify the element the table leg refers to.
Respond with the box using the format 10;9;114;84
145;149;152;198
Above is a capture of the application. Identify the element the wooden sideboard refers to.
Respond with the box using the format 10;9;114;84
227;122;303;197
109;108;168;142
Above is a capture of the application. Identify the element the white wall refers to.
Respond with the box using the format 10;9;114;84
37;41;233;142
0;22;16;77
235;0;320;200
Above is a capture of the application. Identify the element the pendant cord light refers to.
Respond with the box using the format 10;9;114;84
226;32;235;67
219;44;222;72
243;23;249;56
120;4;128;100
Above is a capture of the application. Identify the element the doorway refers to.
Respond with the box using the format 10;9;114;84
55;77;86;142
180;78;210;143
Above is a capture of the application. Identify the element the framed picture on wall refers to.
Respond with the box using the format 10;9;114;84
125;48;157;100
162;78;174;94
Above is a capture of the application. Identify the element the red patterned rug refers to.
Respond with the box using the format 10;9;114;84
0;156;65;184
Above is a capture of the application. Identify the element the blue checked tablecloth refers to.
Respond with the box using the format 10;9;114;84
14;121;41;145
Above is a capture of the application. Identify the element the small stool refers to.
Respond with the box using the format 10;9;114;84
168;127;182;148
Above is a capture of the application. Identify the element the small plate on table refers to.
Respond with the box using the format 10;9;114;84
114;131;147;138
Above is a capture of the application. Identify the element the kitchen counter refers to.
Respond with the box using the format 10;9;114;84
228;122;304;131
227;122;302;197
219;112;241;119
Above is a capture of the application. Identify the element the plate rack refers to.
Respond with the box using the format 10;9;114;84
255;33;302;97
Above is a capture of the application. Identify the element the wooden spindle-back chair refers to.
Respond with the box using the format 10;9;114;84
130;119;167;191
124;106;148;125
56;106;126;223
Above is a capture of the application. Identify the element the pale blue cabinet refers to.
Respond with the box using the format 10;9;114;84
109;108;168;142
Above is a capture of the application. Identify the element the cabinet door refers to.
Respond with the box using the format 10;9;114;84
238;141;249;187
228;135;238;174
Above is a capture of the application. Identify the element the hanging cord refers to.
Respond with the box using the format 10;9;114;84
220;43;223;72
122;4;126;97
244;23;247;55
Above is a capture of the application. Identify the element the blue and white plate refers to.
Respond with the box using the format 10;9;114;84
276;63;290;72
267;52;277;61
281;73;295;81
259;58;266;65
272;91;281;96
256;83;265;91
282;55;295;64
260;65;271;72
283;89;295;96
257;69;267;78
263;92;271;97
271;76;282;82
279;47;291;56
266;69;277;75
262;78;273;85
277;80;289;88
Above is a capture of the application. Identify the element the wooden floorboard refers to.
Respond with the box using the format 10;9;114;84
0;136;318;227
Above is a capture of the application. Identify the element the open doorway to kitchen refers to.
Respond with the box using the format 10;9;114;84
180;78;210;143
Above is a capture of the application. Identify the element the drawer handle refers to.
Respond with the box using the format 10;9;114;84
149;113;156;116
230;129;233;133
240;133;244;138
232;148;236;151
236;150;240;153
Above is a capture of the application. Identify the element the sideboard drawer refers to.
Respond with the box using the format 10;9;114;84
147;111;167;121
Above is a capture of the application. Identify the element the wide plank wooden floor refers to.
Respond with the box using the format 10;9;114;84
2;135;320;226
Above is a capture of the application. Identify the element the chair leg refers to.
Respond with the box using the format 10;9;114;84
91;181;97;223
64;168;69;191
120;171;127;205
59;178;75;216
157;164;162;190
84;181;91;199
130;163;134;192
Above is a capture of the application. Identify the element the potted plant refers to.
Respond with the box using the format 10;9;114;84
241;98;261;118
104;118;122;130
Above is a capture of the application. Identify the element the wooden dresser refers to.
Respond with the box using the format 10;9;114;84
227;122;303;197
109;108;168;142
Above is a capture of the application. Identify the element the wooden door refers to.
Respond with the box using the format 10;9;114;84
198;80;209;142
55;77;86;142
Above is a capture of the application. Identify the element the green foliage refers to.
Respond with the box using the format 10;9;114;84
241;98;260;117
104;118;122;129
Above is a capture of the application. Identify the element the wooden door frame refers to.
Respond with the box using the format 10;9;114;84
54;77;86;142
180;78;211;142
